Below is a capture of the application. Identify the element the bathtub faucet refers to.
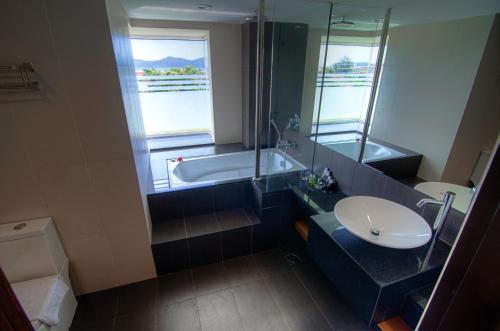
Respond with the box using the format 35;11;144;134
270;119;282;149
417;191;456;234
270;119;296;149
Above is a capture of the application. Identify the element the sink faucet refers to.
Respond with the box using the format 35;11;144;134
417;191;456;234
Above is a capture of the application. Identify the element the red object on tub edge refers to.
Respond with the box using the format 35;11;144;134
177;157;184;162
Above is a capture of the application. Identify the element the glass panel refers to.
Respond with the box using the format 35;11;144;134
263;0;333;180
314;5;388;162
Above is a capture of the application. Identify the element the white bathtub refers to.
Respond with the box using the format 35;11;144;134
169;149;305;187
324;140;404;162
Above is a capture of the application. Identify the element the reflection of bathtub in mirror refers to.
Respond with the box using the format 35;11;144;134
317;137;423;179
323;140;404;162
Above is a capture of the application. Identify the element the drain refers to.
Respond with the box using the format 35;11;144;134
285;253;303;266
370;228;380;236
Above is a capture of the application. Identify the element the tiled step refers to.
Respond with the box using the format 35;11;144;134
148;178;316;276
152;208;260;245
151;207;268;275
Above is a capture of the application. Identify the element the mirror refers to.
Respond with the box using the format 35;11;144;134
308;5;389;162
365;13;499;214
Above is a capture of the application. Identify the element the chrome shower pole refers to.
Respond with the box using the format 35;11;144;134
358;8;391;163
254;0;265;181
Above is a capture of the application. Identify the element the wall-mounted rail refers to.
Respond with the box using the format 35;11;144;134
0;63;39;91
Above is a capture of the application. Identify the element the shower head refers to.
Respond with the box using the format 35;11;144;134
332;16;355;28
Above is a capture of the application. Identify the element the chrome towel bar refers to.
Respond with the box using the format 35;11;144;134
0;63;39;91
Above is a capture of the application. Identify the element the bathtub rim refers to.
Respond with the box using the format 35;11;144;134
166;148;307;190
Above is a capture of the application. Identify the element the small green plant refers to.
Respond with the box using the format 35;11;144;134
143;66;205;76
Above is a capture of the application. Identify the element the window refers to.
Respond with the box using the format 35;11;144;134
313;37;380;135
131;29;214;149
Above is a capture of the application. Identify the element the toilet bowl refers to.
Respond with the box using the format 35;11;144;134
0;218;77;331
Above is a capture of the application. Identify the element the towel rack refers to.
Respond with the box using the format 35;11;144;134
0;63;39;91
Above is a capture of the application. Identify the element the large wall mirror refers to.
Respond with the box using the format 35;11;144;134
312;8;499;215
364;13;499;214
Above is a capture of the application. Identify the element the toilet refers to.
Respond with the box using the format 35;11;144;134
0;218;77;331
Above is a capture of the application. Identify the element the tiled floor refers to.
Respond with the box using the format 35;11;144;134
70;248;370;331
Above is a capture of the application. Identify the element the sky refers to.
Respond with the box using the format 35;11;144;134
131;39;207;60
320;44;379;67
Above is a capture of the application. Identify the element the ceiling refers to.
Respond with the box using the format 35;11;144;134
120;0;500;28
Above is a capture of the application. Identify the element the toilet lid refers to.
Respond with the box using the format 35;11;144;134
0;218;52;242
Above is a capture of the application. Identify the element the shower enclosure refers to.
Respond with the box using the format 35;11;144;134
256;0;391;184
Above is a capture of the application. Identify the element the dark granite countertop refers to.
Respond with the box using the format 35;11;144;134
311;212;450;286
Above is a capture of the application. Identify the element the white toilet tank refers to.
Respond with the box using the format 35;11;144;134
0;218;66;283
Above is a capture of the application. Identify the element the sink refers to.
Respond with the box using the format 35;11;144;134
414;182;473;214
334;196;432;249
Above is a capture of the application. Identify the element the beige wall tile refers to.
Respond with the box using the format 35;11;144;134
45;0;116;67
0;168;49;223
0;0;56;64
0;108;32;174
61;66;133;162
112;240;156;286
65;236;117;294
38;164;104;242
0;0;155;295
88;159;155;281
10;91;85;168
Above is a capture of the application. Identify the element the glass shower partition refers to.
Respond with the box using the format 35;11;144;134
261;0;334;184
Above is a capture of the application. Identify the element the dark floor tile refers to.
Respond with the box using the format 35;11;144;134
265;272;331;330
152;239;190;275
182;187;214;217
222;227;252;260
214;181;249;211
72;288;118;325
196;289;243;331
192;263;231;296
148;191;183;223
117;278;158;316
252;221;279;253
244;207;260;225
337;319;372;331
253;248;291;277
261;191;283;208
70;318;115;331
231;280;288;331
188;232;222;267
216;208;252;231
114;312;157;331
158;269;195;308
294;263;361;330
185;213;220;238
152;218;186;244
223;255;263;287
157;299;201;331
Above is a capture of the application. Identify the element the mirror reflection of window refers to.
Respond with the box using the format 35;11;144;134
311;22;384;161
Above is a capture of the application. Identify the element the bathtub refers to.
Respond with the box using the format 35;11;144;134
324;140;404;162
168;149;305;187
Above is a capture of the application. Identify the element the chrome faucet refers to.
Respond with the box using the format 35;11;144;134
270;119;282;148
270;119;296;149
417;191;456;234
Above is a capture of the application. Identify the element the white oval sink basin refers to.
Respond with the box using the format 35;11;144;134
334;196;432;249
414;182;473;214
